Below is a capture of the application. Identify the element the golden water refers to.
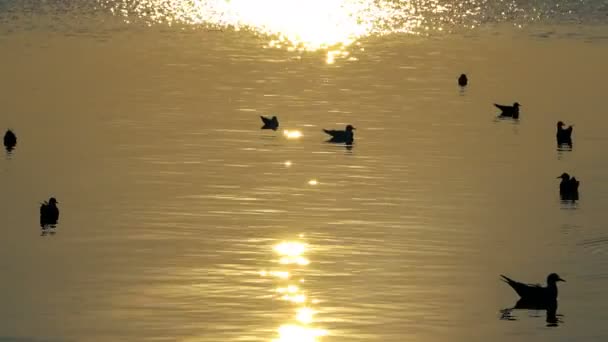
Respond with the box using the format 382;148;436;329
1;2;608;341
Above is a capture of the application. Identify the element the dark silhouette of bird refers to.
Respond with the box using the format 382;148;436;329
323;125;355;144
556;121;573;146
40;197;59;228
458;74;468;87
495;102;521;119
500;273;565;302
557;173;579;200
260;115;279;130
3;129;17;152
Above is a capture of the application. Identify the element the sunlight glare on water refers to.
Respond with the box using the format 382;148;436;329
99;0;423;62
264;240;327;341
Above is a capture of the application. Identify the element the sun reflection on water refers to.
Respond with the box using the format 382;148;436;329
263;239;327;341
100;0;426;63
283;130;303;139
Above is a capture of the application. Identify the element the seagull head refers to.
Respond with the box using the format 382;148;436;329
513;102;521;108
547;273;566;284
557;121;565;128
49;197;58;205
346;125;355;132
557;173;570;180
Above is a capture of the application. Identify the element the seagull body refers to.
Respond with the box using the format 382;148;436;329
40;197;59;228
458;74;468;87
260;116;279;130
501;273;565;302
556;121;573;146
495;102;521;119
3;129;16;151
323;125;355;144
558;173;579;200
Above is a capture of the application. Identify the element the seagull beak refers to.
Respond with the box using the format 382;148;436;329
558;277;566;282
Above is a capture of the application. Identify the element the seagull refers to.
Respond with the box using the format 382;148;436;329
40;197;60;228
3;129;16;152
495;102;521;119
500;273;565;302
323;125;355;144
260;115;279;130
556;121;573;146
458;74;468;87
557;173;579;200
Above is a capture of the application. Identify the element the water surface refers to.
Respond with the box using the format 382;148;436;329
1;1;608;341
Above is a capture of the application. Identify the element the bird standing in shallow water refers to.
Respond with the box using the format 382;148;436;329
40;197;59;228
501;273;565;302
323;125;355;144
458;74;468;87
556;121;573;147
260;115;279;130
557;173;579;201
3;129;16;152
494;102;521;119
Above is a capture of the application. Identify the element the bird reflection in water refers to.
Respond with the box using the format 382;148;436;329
260;240;328;341
500;299;562;327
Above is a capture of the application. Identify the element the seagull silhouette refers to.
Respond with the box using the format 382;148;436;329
40;197;60;228
495;102;521;119
500;273;565;302
458;74;468;87
3;129;16;152
323;125;355;144
260;115;279;130
557;173;579;200
556;121;573;146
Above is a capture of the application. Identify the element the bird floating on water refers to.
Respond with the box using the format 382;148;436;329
495;102;521;119
260;115;279;130
3;129;16;152
557;173;579;201
40;197;59;228
501;273;565;302
458;74;468;87
556;121;573;146
323;125;355;144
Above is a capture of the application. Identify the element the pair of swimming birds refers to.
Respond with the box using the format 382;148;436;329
261;116;355;144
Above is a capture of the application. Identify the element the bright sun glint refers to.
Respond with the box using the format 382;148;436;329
101;0;424;63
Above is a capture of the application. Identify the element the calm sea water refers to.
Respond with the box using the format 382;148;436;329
1;1;608;341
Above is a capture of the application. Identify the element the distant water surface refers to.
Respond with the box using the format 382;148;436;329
1;1;608;341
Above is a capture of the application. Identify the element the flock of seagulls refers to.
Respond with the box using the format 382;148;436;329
1;73;578;312
456;73;572;312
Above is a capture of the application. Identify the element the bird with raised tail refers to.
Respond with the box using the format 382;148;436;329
260;115;279;130
323;125;355;144
501;273;565;302
556;121;573;146
495;102;521;119
40;197;60;228
557;173;579;200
